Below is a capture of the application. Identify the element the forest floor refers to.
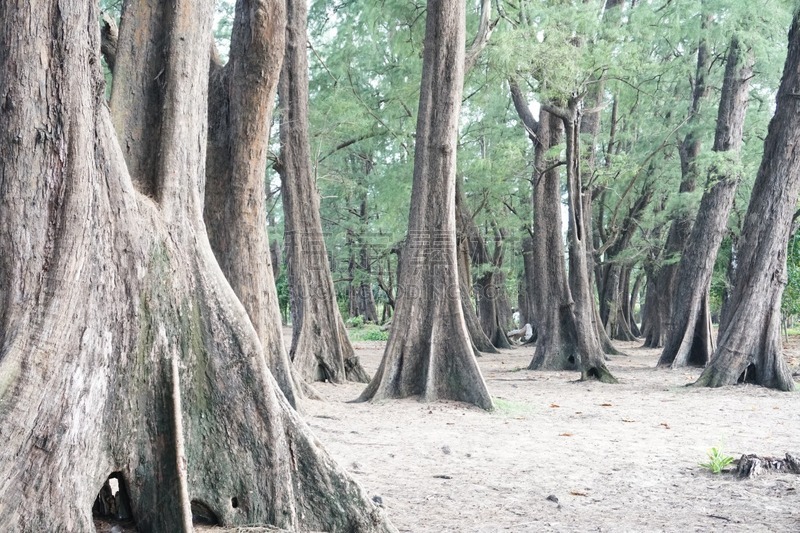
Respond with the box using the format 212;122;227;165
301;330;800;533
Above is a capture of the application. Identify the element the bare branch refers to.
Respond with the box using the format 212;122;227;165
465;0;497;73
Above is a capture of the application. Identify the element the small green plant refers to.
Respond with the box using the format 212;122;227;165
348;324;388;341
700;447;735;474
346;315;365;328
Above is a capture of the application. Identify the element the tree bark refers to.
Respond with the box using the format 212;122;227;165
659;37;752;369
358;0;493;410
455;177;498;353
0;0;394;530
694;16;800;391
278;0;369;384
563;105;618;382
204;0;299;406
649;36;710;348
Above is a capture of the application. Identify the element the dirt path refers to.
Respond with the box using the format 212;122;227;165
302;335;800;532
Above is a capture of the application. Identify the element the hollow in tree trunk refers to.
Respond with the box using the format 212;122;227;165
358;0;493;410
694;16;800;391
278;0;368;384
659;37;752;369
0;0;394;530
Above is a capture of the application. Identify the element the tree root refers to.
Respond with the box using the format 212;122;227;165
736;453;800;479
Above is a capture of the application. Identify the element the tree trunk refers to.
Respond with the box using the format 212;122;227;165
694;16;800;391
456;175;500;354
358;0;493;410
278;0;368;384
563;106;618;382
659;37;752;368
0;1;393;530
204;0;299;407
650;36;710;348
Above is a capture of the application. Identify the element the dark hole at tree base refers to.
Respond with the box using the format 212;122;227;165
191;499;220;525
739;363;758;384
93;472;136;531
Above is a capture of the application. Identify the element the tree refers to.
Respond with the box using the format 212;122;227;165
358;0;494;410
278;0;369;384
509;82;616;382
694;12;800;391
0;0;393;530
204;0;299;405
658;36;753;369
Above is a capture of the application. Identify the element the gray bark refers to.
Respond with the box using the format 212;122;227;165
0;1;394;531
648;36;710;348
695;15;800;391
204;0;299;406
278;0;368;384
659;37;753;369
358;0;494;410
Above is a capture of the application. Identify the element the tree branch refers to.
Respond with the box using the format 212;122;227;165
100;12;118;72
509;78;539;140
464;0;497;73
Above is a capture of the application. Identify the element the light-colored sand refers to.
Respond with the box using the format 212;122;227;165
302;335;800;532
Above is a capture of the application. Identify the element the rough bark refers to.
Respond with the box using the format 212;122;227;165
456;177;499;354
278;0;368;384
358;0;493;410
694;16;800;391
563;105;618;382
659;37;752;368
649;36;710;348
204;0;299;406
0;1;393;531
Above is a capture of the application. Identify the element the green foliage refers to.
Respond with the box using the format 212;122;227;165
348;324;388;342
275;270;291;325
699;447;735;474
345;315;364;328
783;231;800;318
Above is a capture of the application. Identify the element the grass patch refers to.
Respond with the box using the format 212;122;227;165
348;324;389;342
492;397;533;416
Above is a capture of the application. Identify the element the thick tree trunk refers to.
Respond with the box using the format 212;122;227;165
358;0;493;410
659;37;752;369
0;1;393;531
278;0;368;384
694;16;800;391
204;0;299;406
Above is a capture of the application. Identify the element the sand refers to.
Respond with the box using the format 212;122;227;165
303;335;800;532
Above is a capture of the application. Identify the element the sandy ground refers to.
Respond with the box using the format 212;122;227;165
301;333;800;533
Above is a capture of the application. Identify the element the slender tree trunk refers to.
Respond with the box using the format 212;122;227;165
564;106;618;382
0;1;393;530
278;0;368;383
695;17;800;391
659;37;753;368
204;0;299;406
456;177;499;353
358;0;493;409
650;36;710;348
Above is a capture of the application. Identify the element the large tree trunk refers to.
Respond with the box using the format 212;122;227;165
278;0;368;384
358;0;493;410
694;16;800;391
0;0;393;531
204;0;299;406
659;37;752;369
